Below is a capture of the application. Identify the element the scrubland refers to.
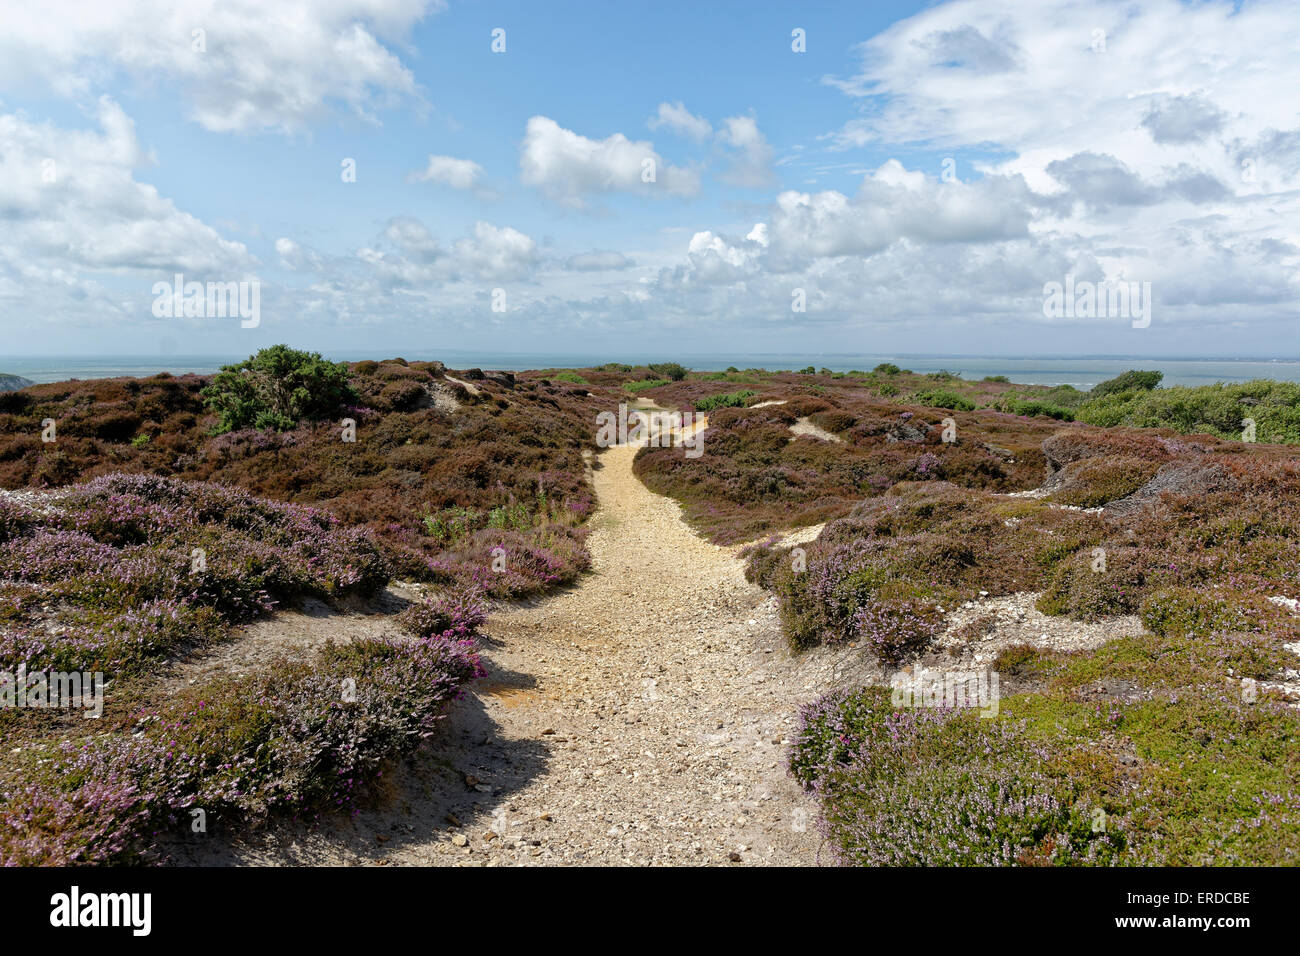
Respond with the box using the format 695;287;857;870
1;355;1296;865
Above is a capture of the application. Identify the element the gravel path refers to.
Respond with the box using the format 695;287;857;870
179;441;859;866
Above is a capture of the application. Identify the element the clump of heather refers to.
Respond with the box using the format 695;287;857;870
0;769;154;865
0;474;389;679
397;587;488;640
852;598;942;666
0;498;36;544
0;631;484;864
0;474;464;864
791;688;1126;866
427;525;590;598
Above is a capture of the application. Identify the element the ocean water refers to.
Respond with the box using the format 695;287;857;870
4;352;1300;390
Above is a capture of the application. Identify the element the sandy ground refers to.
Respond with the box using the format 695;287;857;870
171;437;874;866
789;417;844;443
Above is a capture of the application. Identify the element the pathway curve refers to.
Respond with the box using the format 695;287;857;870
182;435;864;866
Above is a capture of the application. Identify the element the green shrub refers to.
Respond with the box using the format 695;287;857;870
912;390;975;412
623;379;671;394
1007;399;1075;421
695;390;756;411
201;345;357;434
1090;369;1163;399
1140;587;1258;638
1037;549;1148;619
647;362;688;382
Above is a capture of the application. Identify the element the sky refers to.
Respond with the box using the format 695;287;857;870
1;0;1298;360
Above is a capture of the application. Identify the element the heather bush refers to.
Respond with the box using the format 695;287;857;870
852;598;943;665
0;474;388;682
0;631;484;864
1036;547;1150;619
791;689;1125;866
396;588;488;640
1050;456;1160;507
1001;398;1075;421
794;676;1300;866
427;525;590;598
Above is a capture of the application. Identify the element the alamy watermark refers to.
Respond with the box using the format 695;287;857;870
151;273;260;328
596;404;704;458
1042;275;1151;328
890;666;1000;717
1;664;104;718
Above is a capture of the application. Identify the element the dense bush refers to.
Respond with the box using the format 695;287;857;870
647;362;688;382
1089;369;1163;398
1075;379;1300;443
911;389;975;411
201;345;358;433
695;390;756;411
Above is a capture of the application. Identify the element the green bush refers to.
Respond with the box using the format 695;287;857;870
647;362;688;381
1074;379;1300;443
1007;399;1075;421
623;378;671;394
695;390;756;411
201;345;357;434
912;389;975;411
1090;369;1163;399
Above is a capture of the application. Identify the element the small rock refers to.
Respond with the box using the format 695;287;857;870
452;833;468;847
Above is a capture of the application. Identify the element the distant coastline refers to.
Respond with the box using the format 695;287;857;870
4;352;1300;390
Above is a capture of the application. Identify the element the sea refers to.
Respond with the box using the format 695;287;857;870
5;352;1300;391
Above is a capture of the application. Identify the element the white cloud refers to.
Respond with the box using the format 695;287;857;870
0;98;252;275
717;115;775;188
294;218;539;288
519;116;699;208
647;101;712;141
764;160;1034;264
565;250;635;271
408;154;486;190
1141;92;1227;145
0;0;439;133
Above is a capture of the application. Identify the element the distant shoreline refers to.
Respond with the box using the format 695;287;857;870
5;353;1300;389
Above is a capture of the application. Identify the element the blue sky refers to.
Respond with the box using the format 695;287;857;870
1;0;1298;359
